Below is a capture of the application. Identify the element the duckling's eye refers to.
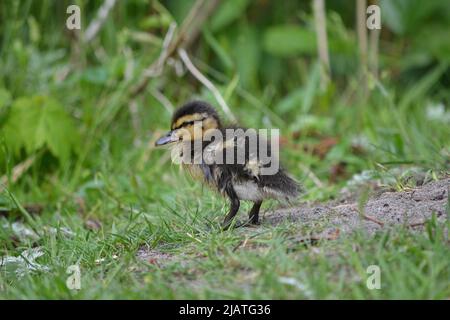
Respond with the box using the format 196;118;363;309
173;117;207;130
181;117;207;128
182;120;196;127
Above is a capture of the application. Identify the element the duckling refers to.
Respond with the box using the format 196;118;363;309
155;100;300;229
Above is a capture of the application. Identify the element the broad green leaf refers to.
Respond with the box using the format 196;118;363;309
263;25;316;57
2;95;79;163
411;27;450;64
232;26;260;89
380;0;445;35
166;0;196;24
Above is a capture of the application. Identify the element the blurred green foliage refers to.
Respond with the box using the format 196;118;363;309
0;0;449;300
3;95;79;163
0;0;448;186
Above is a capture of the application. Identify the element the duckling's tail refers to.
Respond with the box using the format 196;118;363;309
260;169;302;202
279;171;302;201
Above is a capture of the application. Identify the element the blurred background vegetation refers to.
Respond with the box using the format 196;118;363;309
0;0;449;218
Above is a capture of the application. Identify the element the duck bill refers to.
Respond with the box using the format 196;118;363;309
155;130;179;146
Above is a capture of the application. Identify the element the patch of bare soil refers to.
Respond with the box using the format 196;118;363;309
136;178;448;270
264;178;449;235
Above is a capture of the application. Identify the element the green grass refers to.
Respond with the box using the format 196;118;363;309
1;193;449;299
0;105;449;299
1;0;449;299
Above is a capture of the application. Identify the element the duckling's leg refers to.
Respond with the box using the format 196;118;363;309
222;195;240;230
248;201;262;224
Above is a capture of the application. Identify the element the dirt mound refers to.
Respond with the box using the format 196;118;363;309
264;178;449;235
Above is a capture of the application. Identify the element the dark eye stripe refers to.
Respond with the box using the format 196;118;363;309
183;120;195;127
173;117;207;130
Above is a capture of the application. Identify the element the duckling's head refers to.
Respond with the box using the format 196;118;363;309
155;101;221;146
